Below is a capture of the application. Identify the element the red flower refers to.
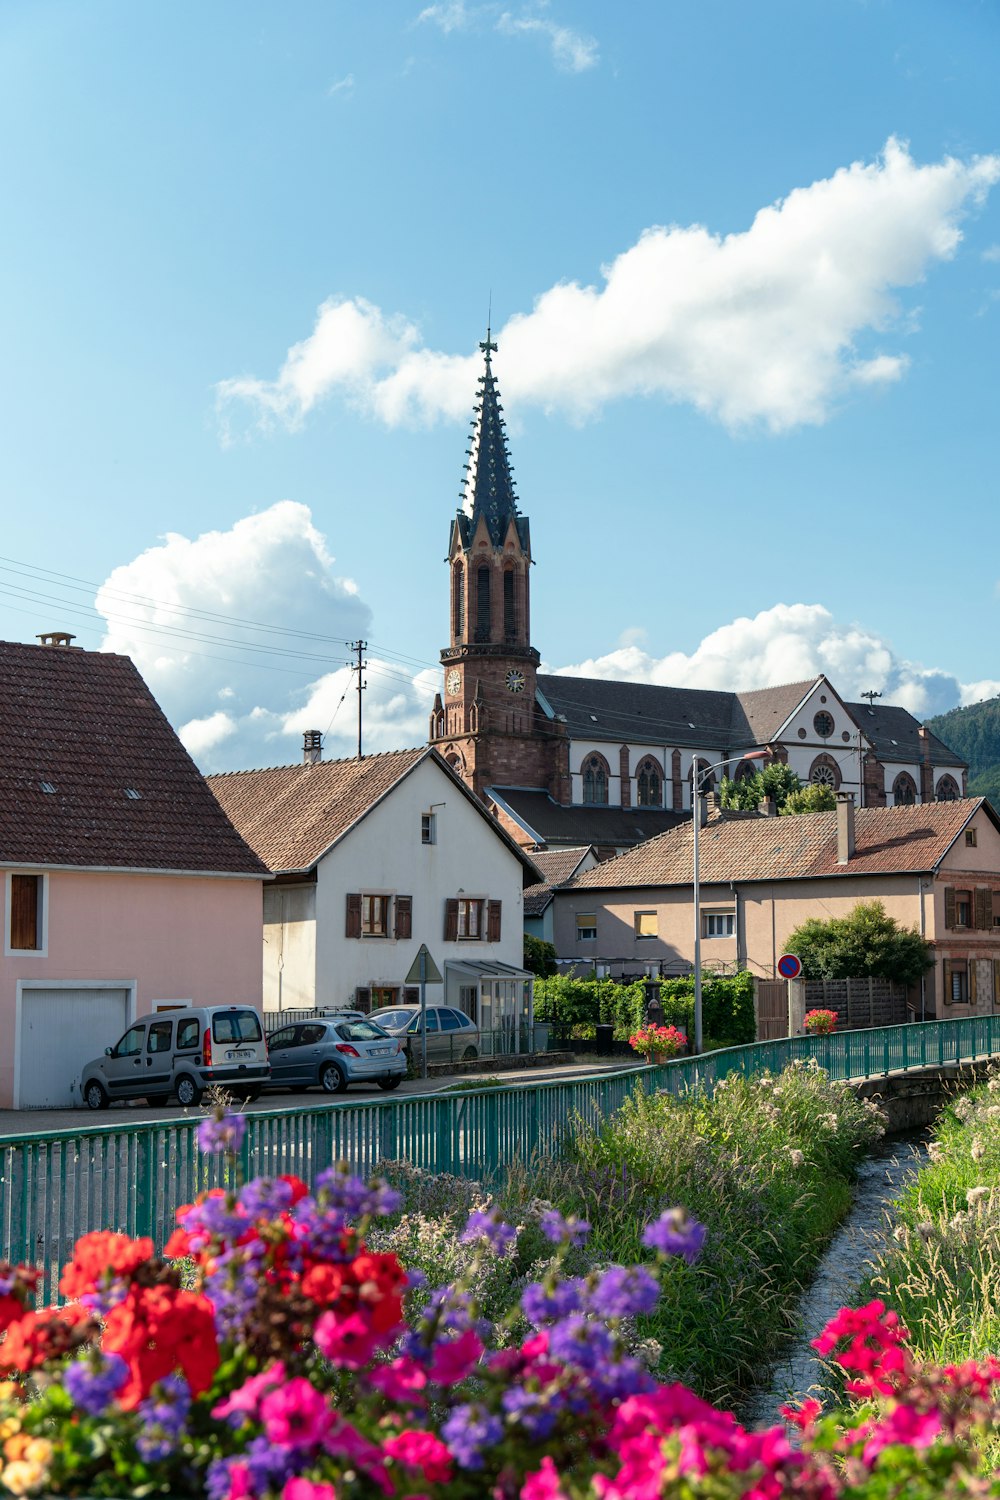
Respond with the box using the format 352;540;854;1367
300;1263;348;1306
102;1284;218;1409
0;1304;92;1374
59;1231;154;1299
383;1428;453;1483
279;1175;310;1205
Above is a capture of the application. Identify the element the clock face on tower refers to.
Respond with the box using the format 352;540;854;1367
505;669;526;694
446;669;462;696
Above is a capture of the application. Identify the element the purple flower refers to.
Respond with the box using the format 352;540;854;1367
64;1353;128;1415
197;1111;247;1156
441;1403;503;1470
642;1207;707;1265
501;1385;557;1438
521;1278;584;1326
539;1209;590;1247
136;1374;191;1461
587;1264;660;1320
587;1354;657;1401
239;1177;295;1219
548;1315;615;1373
459;1209;517;1255
313;1165;402;1220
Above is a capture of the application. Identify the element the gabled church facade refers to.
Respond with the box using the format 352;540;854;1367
429;336;967;853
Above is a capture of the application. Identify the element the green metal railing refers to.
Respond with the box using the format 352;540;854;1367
2;1014;998;1289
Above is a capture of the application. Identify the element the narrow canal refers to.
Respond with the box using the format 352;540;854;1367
743;1133;927;1426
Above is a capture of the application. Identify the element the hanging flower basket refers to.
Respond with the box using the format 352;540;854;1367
804;1008;838;1035
629;1022;687;1061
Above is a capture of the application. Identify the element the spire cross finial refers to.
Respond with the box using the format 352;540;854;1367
479;326;497;361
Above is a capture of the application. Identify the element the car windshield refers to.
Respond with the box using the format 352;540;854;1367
371;1010;413;1028
335;1020;390;1041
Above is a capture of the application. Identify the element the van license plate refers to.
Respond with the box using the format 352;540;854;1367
226;1048;254;1061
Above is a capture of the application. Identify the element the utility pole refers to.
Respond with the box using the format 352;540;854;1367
350;640;367;758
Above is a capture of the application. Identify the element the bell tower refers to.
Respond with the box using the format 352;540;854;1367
429;332;567;804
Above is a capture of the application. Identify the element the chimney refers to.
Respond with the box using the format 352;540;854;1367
36;631;76;648
704;790;722;822
302;730;323;766
836;791;856;863
760;795;776;818
917;725;934;803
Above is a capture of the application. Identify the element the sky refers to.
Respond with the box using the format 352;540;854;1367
1;0;999;771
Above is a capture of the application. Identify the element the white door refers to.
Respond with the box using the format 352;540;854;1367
19;987;131;1108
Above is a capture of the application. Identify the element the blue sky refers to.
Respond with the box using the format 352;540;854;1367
1;1;998;769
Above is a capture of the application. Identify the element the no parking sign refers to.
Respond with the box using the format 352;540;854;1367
777;953;803;980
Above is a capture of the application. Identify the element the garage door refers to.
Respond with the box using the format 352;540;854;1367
19;987;130;1108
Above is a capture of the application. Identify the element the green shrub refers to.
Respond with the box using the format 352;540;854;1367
533;970;756;1046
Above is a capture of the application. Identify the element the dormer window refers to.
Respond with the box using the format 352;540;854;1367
40;781;56;794
124;788;142;800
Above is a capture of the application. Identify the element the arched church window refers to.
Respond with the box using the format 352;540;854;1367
637;758;662;807
936;775;960;801
582;756;609;805
809;755;841;789
689;759;716;794
503;568;515;643
452;561;464;640
475;566;491;642
892;773;916;806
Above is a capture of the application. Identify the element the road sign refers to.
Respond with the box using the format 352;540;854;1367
404;945;443;985
777;953;803;980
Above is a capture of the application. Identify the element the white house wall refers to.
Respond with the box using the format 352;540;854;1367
263;884;316;1011
311;757;526;1010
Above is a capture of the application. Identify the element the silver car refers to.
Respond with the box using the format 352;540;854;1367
368;1005;480;1063
264;1017;406;1095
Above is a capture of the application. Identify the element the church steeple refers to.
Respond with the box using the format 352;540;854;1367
459;330;527;550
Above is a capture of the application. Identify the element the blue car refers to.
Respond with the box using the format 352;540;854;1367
265;1017;406;1095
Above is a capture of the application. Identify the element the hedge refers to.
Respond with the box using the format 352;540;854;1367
533;971;756;1046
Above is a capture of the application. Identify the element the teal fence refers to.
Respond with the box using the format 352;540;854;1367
3;1014;999;1292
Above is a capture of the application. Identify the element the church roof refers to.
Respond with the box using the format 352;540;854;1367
845;701;965;768
487;786;686;850
455;333;529;550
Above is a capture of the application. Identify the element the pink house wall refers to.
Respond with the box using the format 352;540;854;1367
2;868;264;1108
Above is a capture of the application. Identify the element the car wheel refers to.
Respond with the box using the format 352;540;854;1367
462;1046;478;1061
175;1074;203;1107
144;1094;170;1106
378;1075;403;1091
84;1080;109;1111
320;1063;347;1095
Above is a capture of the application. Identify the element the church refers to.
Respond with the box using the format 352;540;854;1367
428;334;967;854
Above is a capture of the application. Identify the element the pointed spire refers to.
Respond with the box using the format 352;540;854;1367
460;328;520;545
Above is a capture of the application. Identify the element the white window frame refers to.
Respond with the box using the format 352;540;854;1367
576;913;597;941
702;910;735;939
5;871;49;958
421;812;436;845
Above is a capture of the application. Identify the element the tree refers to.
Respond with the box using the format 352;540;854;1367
720;762;801;813
523;934;557;978
785;900;933;985
781;783;837;815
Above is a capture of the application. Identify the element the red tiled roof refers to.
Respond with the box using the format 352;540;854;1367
530;846;593;885
568;799;984;891
0;641;266;874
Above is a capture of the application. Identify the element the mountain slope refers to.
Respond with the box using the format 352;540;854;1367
926;698;1000;809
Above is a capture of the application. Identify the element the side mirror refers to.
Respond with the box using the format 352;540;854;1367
105;1047;113;1057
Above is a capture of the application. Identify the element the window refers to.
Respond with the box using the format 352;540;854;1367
892;773;916;806
213;1012;263;1043
955;890;972;929
114;1025;145;1058
576;913;597;941
966;828;978;847
459;985;478;1020
346;893;410;939
809;756;840;789
945;961;968;1005
475;565;491;642
421;812;436;845
813;711;835;738
703;911;735;938
452;560;464;639
634;910;658;940
503;568;516;641
440;1010;463;1031
176;1019;200;1051
636;759;662;807
458;898;483;938
9;874;42;952
267;1026;297;1052
147;1021;173;1054
444;897;500;941
936;775;960;801
361;895;389;937
582;756;608;805
371;986;399;1008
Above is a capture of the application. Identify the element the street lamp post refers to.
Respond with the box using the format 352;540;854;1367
691;749;768;1053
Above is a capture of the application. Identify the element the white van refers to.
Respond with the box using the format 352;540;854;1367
79;1006;270;1110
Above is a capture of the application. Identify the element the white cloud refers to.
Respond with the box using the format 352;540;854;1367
496;13;599;71
416;0;473;32
550;602;1000;720
217;139;1000;437
327;73;355;96
981;243;1000;262
178;711;238;759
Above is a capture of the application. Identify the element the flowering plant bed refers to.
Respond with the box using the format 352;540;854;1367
804;1008;839;1035
0;1110;998;1498
628;1022;687;1060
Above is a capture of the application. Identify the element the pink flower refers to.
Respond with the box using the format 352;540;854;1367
521;1456;564;1499
383;1429;453;1483
779;1397;822;1430
212;1362;285;1424
859;1403;942;1464
260;1378;334;1448
368;1355;428;1402
283;1482;338;1500
428;1327;484;1385
314;1310;379;1369
224;1462;253;1500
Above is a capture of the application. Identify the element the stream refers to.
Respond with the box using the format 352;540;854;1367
742;1134;927;1427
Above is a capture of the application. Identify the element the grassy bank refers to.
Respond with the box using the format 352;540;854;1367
861;1071;1000;1366
373;1059;885;1408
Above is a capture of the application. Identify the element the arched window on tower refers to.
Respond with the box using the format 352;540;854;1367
936;775;960;802
582;755;609;805
452;561;464;641
892;772;917;806
503;567;516;643
475;565;491;642
636;757;662;807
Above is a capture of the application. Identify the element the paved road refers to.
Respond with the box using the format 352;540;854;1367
0;1057;639;1137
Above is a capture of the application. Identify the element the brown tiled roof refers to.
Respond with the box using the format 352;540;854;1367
522;846;594;917
568;799;987;891
209;748;543;880
733;680;816;743
0;640;266;874
488;787;686;849
523;883;554;917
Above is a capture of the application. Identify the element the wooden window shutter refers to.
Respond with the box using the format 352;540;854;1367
444;898;459;942
970;961;978;1004
975;888;990;930
10;875;39;950
355;986;370;1013
487;899;502;943
942;959;952;1004
944;887;956;930
346;892;362;939
994;959;1000;1009
395;895;412;940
